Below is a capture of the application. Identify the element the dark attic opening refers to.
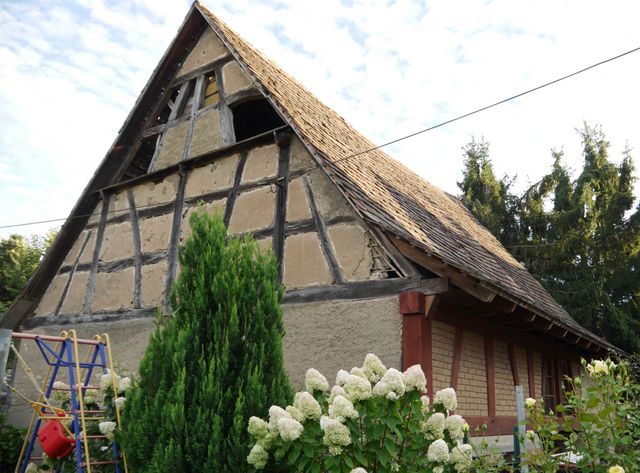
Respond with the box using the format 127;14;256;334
231;98;285;142
120;135;159;180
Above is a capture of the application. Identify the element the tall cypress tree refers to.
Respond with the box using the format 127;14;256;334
122;209;292;472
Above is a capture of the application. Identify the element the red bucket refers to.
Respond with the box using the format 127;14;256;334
38;419;75;459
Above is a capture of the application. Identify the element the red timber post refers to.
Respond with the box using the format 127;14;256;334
399;291;436;402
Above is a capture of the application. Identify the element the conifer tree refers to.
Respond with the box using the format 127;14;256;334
121;209;292;472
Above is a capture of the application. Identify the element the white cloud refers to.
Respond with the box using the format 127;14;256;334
1;0;639;239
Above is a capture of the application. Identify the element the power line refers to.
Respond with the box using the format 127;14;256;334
1;44;639;231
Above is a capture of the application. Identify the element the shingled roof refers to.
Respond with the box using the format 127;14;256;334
196;2;615;351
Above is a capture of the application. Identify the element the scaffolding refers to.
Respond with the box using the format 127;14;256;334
5;330;128;473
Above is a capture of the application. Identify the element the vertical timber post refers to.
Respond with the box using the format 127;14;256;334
400;291;435;401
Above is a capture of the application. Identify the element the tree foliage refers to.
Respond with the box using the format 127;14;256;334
458;126;640;353
121;209;292;473
0;232;56;315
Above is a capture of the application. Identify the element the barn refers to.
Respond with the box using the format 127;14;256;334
1;1;615;441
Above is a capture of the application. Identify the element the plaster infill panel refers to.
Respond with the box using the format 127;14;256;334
59;271;89;315
62;230;91;267
286;177;312;222
241;144;278;184
111;190;130;216
180;200;227;244
289;136;315;172
139;213;173;254
152;121;189;171
91;267;135;312
228;186;275;234
176;27;228;79
131;174;179;208
141;261;168;308
283;232;332;289
189;108;223;158
283;297;401;389
78;232;97;265
255;237;273;254
185;154;238;198
100;222;134;263
222;61;253;96
328;223;373;281
307;169;357;221
33;274;67;316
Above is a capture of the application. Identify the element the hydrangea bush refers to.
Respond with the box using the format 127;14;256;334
523;358;640;473
246;354;472;473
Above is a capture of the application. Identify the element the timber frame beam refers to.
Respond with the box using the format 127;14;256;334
390;236;496;303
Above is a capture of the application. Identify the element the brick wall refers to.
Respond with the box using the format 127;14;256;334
514;346;530;397
533;351;543;399
494;340;518;416
456;330;488;416
431;321;455;393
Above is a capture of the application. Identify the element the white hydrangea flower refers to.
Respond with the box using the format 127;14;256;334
99;421;117;441
329;395;359;422
403;364;427;392
343;374;372;401
322;418;351;454
329;385;348;403
427;438;450;463
286;405;305;423
424;412;445;439
362;354;386;383
434;387;457;411
268;406;292;432
451;444;473;472
277;417;304;442
373;368;406;400
350;468;368;473
350;367;368;380
117;377;131;393
433;467;444;473
83;393;97;405
101;446;109;452
100;371;121;391
444;415;466;441
293;391;322;421
320;415;331;431
609;466;625;473
421;395;430;413
25;463;39;473
248;416;270;438
525;397;536;409
587;359;608;376
305;368;329;393
247;443;269;469
336;369;351;386
53;381;69;390
114;397;126;410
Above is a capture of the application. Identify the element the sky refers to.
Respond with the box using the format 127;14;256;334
0;0;639;239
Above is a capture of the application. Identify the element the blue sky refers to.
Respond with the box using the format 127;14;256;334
1;0;639;238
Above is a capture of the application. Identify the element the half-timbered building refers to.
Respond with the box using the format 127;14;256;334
2;2;617;439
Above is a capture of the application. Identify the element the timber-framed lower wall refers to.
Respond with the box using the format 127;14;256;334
400;291;583;436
